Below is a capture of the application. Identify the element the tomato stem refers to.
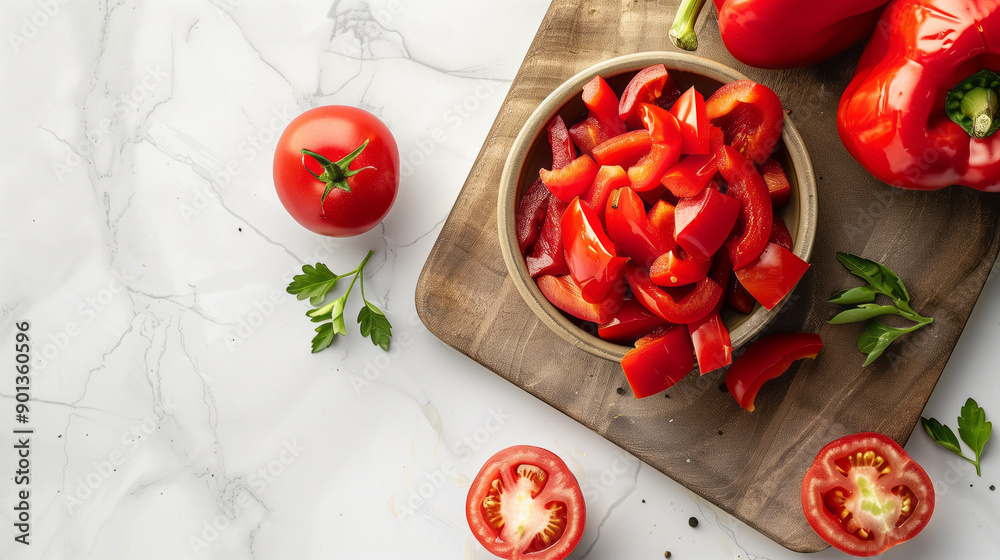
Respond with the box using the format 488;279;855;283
301;140;375;206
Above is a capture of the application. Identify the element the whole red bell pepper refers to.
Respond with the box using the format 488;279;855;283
837;0;1000;191
669;0;888;69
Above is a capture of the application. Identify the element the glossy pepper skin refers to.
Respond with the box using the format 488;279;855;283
670;0;887;68
837;0;1000;191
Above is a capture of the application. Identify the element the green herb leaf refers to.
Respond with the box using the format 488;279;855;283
921;416;965;456
358;302;392;351
288;263;341;306
829;285;879;305
311;322;337;353
835;252;911;303
828;304;901;325
856;321;912;366
957;398;992;476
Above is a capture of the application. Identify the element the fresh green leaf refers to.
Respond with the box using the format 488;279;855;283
921;416;965;456
288;263;341;306
358;303;392;351
829;285;879;305
835;252;910;303
311;322;337;353
957;398;992;476
857;321;911;366
828;304;901;324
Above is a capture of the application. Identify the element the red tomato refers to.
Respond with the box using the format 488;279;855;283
466;445;586;560
802;433;935;557
621;325;695;397
725;332;822;411
561;199;628;303
273;106;399;237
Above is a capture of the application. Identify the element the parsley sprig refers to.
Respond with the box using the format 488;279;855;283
829;253;933;366
287;250;392;352
922;398;992;476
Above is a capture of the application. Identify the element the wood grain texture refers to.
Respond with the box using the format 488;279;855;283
414;0;1000;552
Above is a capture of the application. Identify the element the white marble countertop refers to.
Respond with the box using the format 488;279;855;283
2;1;998;558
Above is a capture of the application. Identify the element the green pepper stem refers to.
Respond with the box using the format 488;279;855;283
961;87;998;139
300;141;375;207
670;0;707;51
946;69;1000;139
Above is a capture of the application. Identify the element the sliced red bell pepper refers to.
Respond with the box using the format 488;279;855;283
619;64;677;129
626;265;722;324
649;248;711;287
718;145;773;269
598;298;669;343
628;104;683;191
837;0;1000;191
525;195;570;278
707;251;732;311
605;187;669;268
760;156;792;208
537;274;622;325
726;276;757;314
592;130;653;168
582;165;630;222
620;325;695;398
546;115;576;170
706;80;784;165
659;153;717;198
675;184;741;261
569;114;611;156
734;242;810;310
769;216;794;251
670;86;710;154
647;200;677;253
725;332;822;411
582;75;627;137
540;155;600;203
688;310;732;374
562;198;629;303
515;178;551;252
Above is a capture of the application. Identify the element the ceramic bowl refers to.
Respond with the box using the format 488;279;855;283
497;52;818;362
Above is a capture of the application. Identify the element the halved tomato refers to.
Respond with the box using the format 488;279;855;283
802;433;935;557
466;445;586;560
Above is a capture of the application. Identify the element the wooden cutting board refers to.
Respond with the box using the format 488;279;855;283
415;0;1000;552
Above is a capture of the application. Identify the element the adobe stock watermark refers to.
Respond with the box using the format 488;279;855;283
188;439;305;555
394;407;510;521
580;452;639;503
52;64;170;182
349;312;423;393
399;79;500;179
7;0;71;53
62;397;177;514
179;106;296;223
34;271;137;372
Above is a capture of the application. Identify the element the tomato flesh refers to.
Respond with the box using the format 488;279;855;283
467;446;586;560
802;433;934;557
